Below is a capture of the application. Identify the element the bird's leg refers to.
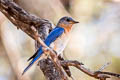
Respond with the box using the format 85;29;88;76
42;47;50;58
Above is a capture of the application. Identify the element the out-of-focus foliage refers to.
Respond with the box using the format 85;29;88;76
0;0;120;80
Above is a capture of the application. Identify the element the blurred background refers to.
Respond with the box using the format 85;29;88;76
0;0;120;80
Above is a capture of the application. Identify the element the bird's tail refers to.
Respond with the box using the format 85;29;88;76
22;60;34;75
27;50;38;62
22;49;43;75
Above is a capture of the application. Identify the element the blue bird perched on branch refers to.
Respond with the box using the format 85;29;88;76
22;16;79;75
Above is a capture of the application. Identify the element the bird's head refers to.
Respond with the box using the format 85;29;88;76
57;16;79;29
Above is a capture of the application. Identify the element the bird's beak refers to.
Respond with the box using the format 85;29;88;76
71;19;79;24
73;20;79;24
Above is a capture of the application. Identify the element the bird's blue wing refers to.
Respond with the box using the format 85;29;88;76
22;27;64;75
27;27;64;61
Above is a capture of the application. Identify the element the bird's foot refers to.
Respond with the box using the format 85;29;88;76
42;47;50;53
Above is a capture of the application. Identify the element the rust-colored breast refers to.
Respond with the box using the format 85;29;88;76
59;23;73;33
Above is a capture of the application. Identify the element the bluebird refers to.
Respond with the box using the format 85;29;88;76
22;16;79;75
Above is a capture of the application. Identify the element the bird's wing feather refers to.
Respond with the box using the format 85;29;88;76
22;27;64;75
27;27;64;61
22;48;42;75
27;49;39;61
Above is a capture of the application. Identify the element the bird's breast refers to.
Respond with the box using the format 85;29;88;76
50;32;69;55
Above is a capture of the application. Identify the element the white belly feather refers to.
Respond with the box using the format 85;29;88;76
50;33;69;56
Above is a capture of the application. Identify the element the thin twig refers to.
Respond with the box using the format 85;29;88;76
98;62;111;71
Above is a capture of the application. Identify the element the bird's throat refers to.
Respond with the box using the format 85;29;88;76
59;24;73;33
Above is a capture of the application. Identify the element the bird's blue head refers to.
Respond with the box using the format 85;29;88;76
57;16;79;28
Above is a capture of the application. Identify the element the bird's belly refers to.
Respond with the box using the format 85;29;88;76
50;36;69;55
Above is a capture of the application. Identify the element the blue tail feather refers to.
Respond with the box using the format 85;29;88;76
22;49;43;75
22;60;34;75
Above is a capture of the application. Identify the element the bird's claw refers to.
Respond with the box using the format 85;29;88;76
42;47;49;52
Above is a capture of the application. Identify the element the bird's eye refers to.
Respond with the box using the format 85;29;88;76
66;18;70;22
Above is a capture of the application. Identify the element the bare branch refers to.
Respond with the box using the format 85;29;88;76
61;60;120;80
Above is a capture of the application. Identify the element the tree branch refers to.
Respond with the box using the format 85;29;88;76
0;0;68;79
0;0;120;80
61;60;120;80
